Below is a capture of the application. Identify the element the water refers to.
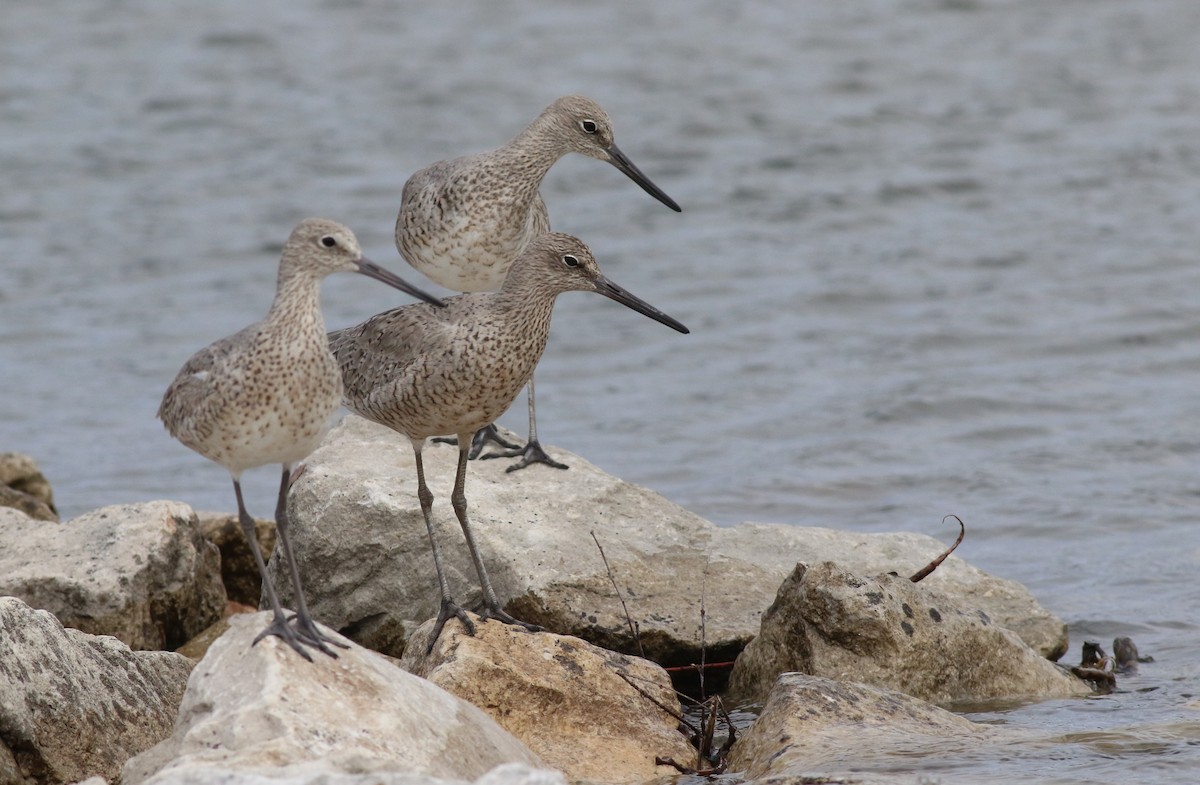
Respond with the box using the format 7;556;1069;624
3;1;1199;781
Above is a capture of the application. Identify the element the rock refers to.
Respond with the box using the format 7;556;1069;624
726;562;1091;707
736;523;1069;661
730;673;990;783
0;501;226;651
401;615;694;784
277;415;1067;663
123;612;549;785
0;485;57;523
196;511;276;607
138;762;565;785
0;452;56;521
0;596;193;785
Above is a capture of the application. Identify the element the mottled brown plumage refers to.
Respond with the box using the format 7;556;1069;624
395;94;681;470
159;217;444;661
330;232;688;648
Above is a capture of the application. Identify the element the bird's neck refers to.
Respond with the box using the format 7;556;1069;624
266;270;326;337
495;268;560;335
498;114;569;185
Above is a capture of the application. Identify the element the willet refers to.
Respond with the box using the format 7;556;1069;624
158;217;445;660
396;94;681;471
330;232;688;648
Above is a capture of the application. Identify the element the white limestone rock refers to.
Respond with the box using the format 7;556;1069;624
123;612;548;785
0;501;225;651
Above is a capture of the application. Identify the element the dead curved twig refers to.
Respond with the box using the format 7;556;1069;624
910;514;966;583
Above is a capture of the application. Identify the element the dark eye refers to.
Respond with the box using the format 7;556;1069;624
320;236;337;248
563;254;580;268
580;119;598;134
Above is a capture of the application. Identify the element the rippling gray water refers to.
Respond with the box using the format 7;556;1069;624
4;1;1200;781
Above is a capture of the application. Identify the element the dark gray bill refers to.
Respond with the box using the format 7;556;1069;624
356;257;445;308
594;275;689;334
607;143;682;212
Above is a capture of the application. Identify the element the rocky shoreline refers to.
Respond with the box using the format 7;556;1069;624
0;429;1100;785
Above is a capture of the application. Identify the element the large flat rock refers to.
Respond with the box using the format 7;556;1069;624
276;416;1067;664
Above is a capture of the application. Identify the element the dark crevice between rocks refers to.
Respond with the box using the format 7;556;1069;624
505;591;749;699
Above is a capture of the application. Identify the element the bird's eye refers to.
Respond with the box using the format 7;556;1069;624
320;236;337;248
563;254;580;268
579;119;598;134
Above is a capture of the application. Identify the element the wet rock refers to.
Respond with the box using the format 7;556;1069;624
0;501;226;650
401;614;694;784
196;511;276;607
277;415;1066;663
726;561;1090;707
123;612;547;785
730;673;990;783
0;452;56;521
0;596;193;785
1113;636;1152;673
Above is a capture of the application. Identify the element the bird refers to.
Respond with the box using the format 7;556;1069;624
329;232;688;649
158;217;445;660
395;94;681;471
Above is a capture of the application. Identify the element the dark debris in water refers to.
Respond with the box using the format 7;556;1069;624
1070;637;1154;695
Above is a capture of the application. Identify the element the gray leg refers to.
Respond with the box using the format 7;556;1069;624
414;440;475;652
235;478;313;661
450;437;540;632
273;466;345;657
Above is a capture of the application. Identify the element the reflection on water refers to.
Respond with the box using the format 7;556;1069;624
4;0;1200;780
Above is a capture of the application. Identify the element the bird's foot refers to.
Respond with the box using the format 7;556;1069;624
432;424;522;458
252;613;320;661
480;438;569;472
426;597;477;655
468;424;522;459
479;603;542;633
290;612;349;658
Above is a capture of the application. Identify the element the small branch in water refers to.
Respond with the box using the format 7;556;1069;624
655;756;728;777
712;696;736;772
591;530;644;658
616;670;699;737
657;697;732;777
911;514;966;583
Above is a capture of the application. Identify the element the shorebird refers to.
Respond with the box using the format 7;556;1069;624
396;94;681;471
330;232;688;648
158;217;445;660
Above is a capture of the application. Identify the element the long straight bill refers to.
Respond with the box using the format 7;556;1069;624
594;275;689;334
607;143;682;212
356;257;446;308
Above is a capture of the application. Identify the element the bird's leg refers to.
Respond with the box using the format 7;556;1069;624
451;438;541;632
414;440;475;654
273;465;345;657
235;479;313;661
479;374;569;471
